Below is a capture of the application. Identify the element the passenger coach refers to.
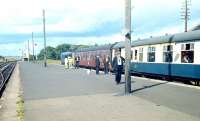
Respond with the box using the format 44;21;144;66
74;44;115;69
112;30;200;85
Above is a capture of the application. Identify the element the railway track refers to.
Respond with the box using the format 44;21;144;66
0;62;16;97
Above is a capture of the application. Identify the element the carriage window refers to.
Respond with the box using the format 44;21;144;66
119;48;121;53
131;50;133;60
163;45;173;62
79;53;82;60
88;54;90;60
93;53;95;60
181;43;194;63
84;53;86;60
134;50;138;60
147;47;156;62
85;54;87;60
139;48;143;62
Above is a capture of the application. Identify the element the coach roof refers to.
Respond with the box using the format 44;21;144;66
61;52;72;56
75;44;113;52
113;30;200;49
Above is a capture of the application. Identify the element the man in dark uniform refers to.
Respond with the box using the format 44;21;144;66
103;55;110;74
95;56;100;74
112;52;125;84
75;56;80;69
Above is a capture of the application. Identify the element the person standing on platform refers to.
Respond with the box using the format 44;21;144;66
64;58;69;69
103;55;110;74
75;56;80;69
74;57;77;68
95;55;100;75
68;57;73;68
112;52;125;84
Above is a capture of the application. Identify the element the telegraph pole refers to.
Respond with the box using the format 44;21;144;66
181;0;191;32
32;32;35;62
124;0;132;94
28;40;30;62
43;9;47;67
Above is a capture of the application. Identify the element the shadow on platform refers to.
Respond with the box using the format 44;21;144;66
131;82;169;93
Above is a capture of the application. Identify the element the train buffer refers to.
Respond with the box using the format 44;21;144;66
1;62;200;121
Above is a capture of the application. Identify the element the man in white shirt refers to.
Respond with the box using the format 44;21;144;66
112;51;125;84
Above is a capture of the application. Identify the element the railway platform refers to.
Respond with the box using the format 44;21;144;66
3;62;200;121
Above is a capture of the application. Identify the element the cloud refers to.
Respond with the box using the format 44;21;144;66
0;0;123;34
0;0;200;56
0;42;26;56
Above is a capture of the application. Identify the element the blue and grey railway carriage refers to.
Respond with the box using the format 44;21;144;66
112;30;200;85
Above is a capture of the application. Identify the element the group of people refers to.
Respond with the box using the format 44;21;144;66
95;55;111;75
95;51;125;84
64;57;73;69
65;52;125;85
64;56;80;69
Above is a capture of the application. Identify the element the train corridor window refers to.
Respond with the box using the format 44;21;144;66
139;48;143;62
181;43;194;63
147;47;156;62
134;50;138;60
163;45;173;62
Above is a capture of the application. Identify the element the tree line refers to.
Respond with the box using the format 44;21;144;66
37;44;89;60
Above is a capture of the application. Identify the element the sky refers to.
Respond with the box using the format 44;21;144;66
0;0;199;56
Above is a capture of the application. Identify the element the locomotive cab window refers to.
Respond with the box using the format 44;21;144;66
181;43;194;63
147;47;156;62
163;45;173;62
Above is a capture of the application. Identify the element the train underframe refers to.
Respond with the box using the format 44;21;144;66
78;63;200;86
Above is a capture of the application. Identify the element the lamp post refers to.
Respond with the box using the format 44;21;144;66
124;0;132;94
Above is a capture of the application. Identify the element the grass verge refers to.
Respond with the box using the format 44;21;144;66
47;59;61;65
34;59;61;65
17;95;24;121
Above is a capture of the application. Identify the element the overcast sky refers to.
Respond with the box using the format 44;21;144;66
0;0;199;56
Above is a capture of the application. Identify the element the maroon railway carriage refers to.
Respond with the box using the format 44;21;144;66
74;44;115;69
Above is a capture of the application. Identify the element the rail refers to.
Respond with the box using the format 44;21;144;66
0;62;16;96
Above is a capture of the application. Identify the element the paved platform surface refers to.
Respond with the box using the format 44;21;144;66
20;62;200;121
